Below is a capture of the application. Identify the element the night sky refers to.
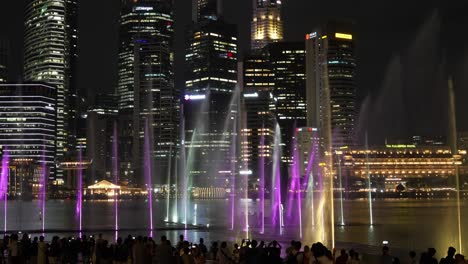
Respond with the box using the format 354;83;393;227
1;0;468;144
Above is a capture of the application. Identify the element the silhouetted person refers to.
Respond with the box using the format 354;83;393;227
407;251;417;264
198;238;207;257
30;236;38;264
420;248;437;264
181;247;194;264
37;236;47;264
210;241;219;260
381;246;394;264
218;241;232;264
156;235;172;264
132;236;145;264
176;235;184;252
336;249;349;264
311;242;333;264
454;254;465;263
440;247;456;264
113;237;127;264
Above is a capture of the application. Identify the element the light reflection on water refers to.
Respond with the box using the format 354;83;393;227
1;198;465;257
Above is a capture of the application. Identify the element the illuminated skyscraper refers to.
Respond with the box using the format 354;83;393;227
184;3;238;187
135;38;178;185
23;0;78;182
269;42;306;165
118;0;173;110
86;94;118;184
243;50;274;93
118;0;176;183
306;22;357;149
251;0;283;50
0;83;56;170
185;21;237;95
241;90;276;185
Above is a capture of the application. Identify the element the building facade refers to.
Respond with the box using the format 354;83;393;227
86;94;118;185
306;22;357;150
184;10;238;187
0;83;56;193
241;91;276;186
117;0;176;184
268;42;307;166
342;145;464;191
135;39;178;185
251;0;283;50
23;0;78;182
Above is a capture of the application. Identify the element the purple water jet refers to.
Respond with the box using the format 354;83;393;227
144;118;154;235
229;121;237;230
293;138;303;238
40;146;47;234
259;129;265;234
0;148;9;233
271;124;282;231
113;121;119;239
76;148;83;237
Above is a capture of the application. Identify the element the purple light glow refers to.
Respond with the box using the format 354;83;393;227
77;148;83;238
113;121;119;240
1;148;9;233
230;122;237;230
40;146;47;234
144;119;154;235
259;130;265;234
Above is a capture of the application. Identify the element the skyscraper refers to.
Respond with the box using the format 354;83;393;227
0;83;56;171
185;21;238;94
243;49;274;93
251;0;283;50
306;22;357;149
269;42;307;165
118;0;174;110
185;2;238;187
24;0;78;182
118;0;176;183
135;38;178;184
241;90;276;184
86;94;118;185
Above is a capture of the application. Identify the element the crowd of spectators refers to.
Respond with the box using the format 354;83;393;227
0;233;466;264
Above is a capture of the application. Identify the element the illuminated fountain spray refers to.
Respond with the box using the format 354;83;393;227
193;203;198;226
40;146;47;234
112;122;119;239
271;123;283;234
304;135;317;233
144;118;154;236
448;77;462;252
182;124;199;228
239;110;249;236
286;132;303;238
229;121;237;230
0;148;9;233
294;138;303;238
76;148;83;237
365;132;373;226
165;146;172;222
337;152;345;226
173;109;186;223
259;129;265;234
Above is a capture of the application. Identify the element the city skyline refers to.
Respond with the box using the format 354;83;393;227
0;1;468;254
1;1;468;143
